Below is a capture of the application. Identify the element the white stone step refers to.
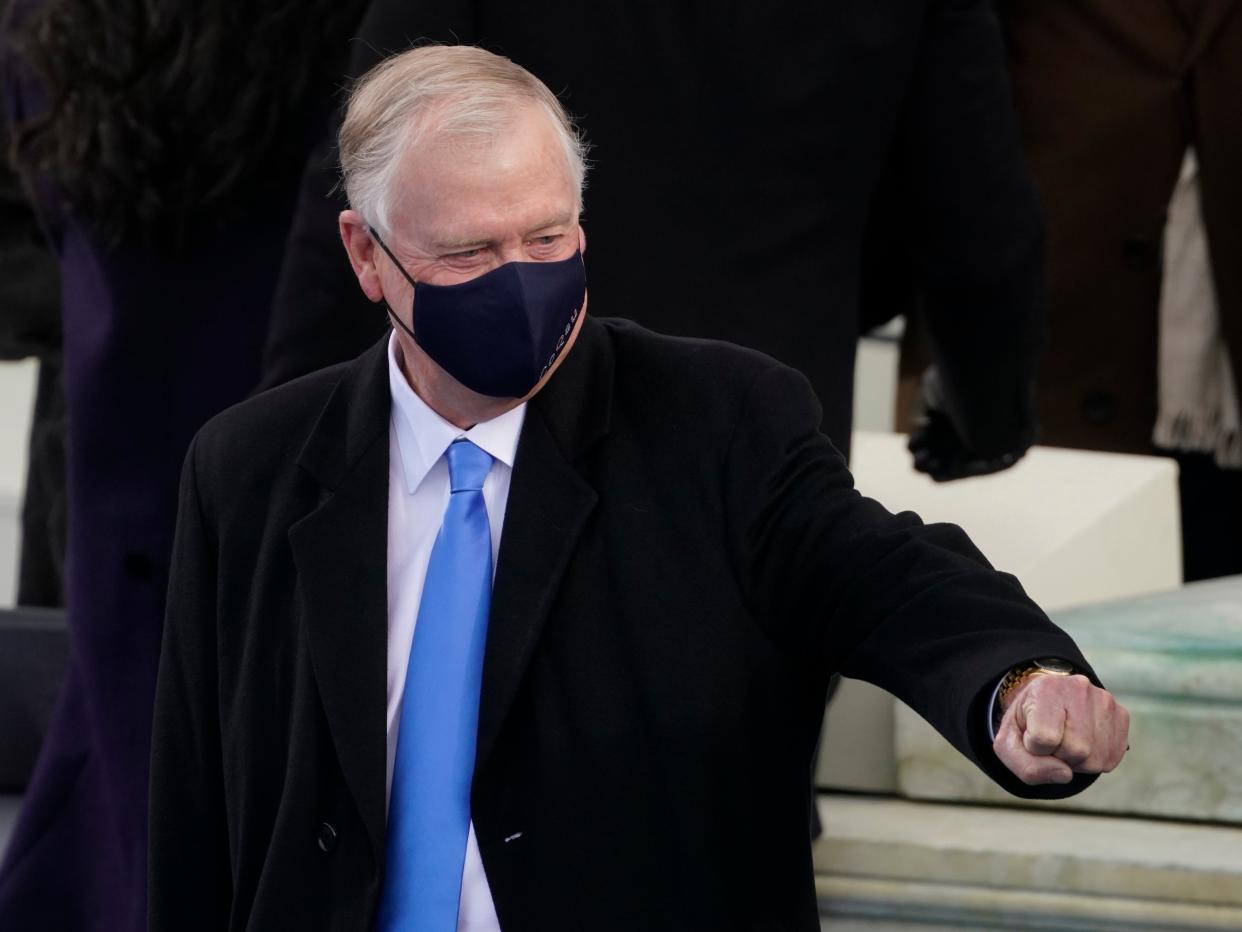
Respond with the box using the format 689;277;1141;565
896;576;1242;824
814;795;1242;930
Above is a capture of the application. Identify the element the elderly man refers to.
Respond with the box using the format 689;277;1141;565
149;46;1129;931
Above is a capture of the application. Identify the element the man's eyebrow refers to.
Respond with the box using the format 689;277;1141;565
433;235;492;252
522;214;574;236
432;216;575;252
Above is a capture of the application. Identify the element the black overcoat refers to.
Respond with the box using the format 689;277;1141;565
151;318;1094;931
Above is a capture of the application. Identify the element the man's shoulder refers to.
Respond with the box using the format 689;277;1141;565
597;316;795;385
593;316;818;418
191;356;357;476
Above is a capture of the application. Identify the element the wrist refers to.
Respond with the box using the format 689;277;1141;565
994;657;1077;731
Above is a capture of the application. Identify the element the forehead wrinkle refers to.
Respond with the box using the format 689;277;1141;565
396;146;565;218
523;212;575;236
427;214;574;254
390;105;578;250
431;233;492;251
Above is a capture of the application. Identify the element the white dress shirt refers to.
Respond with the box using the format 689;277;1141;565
386;334;520;931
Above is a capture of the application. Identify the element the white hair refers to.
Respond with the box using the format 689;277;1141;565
339;45;589;238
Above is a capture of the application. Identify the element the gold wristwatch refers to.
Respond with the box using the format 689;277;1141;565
994;657;1076;729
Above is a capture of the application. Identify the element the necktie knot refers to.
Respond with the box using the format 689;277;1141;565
446;439;493;493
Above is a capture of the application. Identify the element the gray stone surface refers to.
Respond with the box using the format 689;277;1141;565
895;576;1242;823
0;794;20;859
1057;576;1242;699
821;920;965;931
814;795;1242;930
0;608;69;790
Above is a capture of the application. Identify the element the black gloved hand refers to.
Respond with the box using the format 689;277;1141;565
908;365;1034;482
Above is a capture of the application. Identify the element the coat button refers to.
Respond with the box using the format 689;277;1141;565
1121;235;1159;272
122;551;154;581
317;822;338;854
1081;389;1118;425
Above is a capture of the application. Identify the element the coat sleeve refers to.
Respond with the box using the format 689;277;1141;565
891;0;1047;456
723;361;1097;800
149;436;232;929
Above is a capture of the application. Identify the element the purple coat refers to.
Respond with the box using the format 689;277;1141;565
0;11;309;928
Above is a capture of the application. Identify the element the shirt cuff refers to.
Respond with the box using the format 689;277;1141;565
988;658;1080;742
986;672;1007;743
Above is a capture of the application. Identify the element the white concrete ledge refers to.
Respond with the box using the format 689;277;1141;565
818;876;1242;931
815;796;1242;930
896;577;1242;824
0;359;37;608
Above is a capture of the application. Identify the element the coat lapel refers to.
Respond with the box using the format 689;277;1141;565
280;319;615;856
288;338;392;868
474;317;613;774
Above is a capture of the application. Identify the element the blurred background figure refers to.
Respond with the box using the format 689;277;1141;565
900;0;1242;579
0;0;366;928
261;0;1046;478
1156;150;1241;579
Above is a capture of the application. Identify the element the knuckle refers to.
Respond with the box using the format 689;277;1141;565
1058;739;1091;767
1037;674;1062;694
1025;727;1059;751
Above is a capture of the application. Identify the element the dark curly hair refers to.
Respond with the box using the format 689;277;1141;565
6;0;368;247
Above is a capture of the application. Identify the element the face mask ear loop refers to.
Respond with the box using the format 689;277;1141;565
368;226;421;341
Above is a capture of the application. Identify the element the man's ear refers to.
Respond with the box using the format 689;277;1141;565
577;223;587;255
339;209;386;303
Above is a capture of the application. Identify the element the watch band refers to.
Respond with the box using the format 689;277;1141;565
993;657;1076;732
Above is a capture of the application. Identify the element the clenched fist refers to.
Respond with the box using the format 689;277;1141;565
993;673;1130;785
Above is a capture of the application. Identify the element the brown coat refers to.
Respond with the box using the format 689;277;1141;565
899;0;1242;454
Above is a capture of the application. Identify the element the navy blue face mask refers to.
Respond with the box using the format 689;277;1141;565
370;229;587;398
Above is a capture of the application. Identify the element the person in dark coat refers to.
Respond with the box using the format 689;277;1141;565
150;47;1130;931
0;1;366;928
1004;0;1242;580
900;0;1242;578
261;0;1046;474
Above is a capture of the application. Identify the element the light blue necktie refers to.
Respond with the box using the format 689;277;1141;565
379;439;495;931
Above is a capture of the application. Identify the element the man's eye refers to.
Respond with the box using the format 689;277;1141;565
450;248;481;259
532;235;559;247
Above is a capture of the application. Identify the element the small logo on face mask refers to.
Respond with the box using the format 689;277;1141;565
538;304;581;379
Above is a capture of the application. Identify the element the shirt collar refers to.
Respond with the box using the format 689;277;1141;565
387;333;526;495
